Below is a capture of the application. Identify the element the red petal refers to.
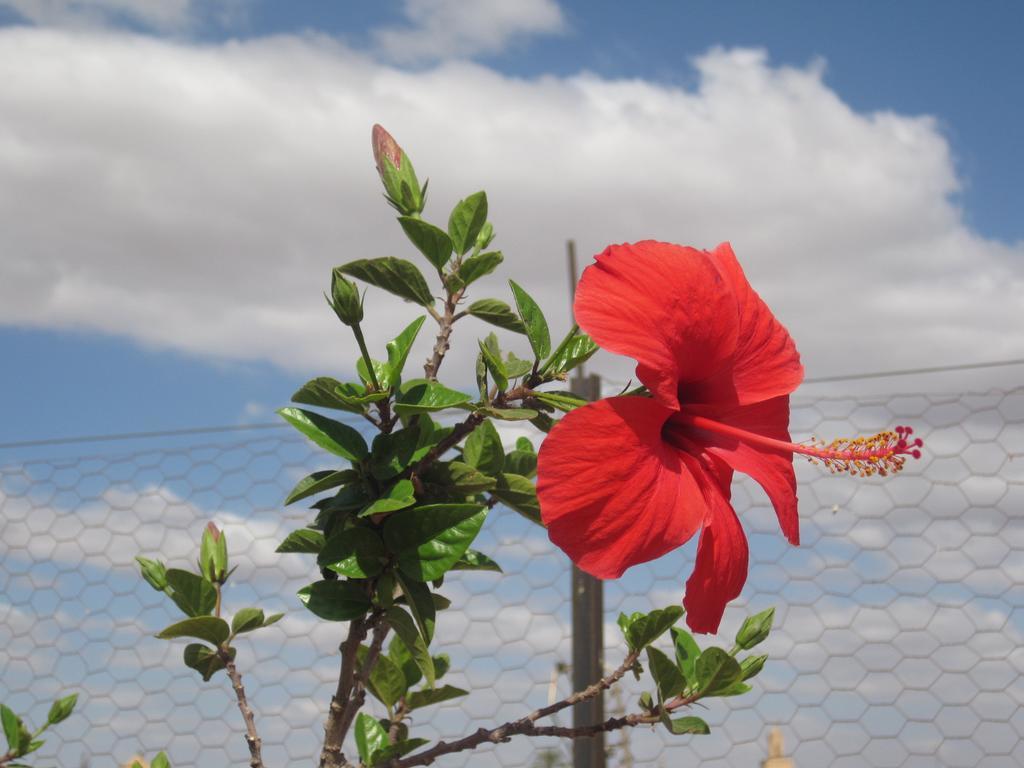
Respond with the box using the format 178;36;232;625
682;453;749;634
537;396;705;578
685;243;803;406
574;241;739;409
690;396;799;545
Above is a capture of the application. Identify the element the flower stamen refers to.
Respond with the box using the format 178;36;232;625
669;414;923;478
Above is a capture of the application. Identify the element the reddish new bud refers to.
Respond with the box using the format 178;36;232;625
372;124;403;173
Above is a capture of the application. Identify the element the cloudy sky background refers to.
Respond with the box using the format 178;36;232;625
0;0;1022;447
1;5;1023;765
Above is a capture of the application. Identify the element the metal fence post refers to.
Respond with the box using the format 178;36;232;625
566;238;606;768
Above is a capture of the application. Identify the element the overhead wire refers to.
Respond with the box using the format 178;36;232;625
1;356;1021;451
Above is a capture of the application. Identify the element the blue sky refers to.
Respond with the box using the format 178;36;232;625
1;0;1022;449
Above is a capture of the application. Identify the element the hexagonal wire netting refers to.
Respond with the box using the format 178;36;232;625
1;387;1022;767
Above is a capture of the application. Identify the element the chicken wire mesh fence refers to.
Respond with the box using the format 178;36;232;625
1;386;1022;768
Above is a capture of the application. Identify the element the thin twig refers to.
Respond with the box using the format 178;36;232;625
387;650;645;767
221;653;265;768
388;699;410;745
406;412;484;478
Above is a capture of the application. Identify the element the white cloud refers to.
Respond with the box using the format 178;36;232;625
0;29;1021;393
372;0;566;64
0;0;211;30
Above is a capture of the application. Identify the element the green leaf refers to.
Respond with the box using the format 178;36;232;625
466;299;526;334
297;580;372;621
422;461;496;495
136;556;168;592
358;480;417;518
46;693;77;725
357;356;390;393
383;504;488;582
504;352;533;378
462;419;504;475
317;483;372;517
452;549;503;572
395;572;435;644
530;411;555;433
336;382;389;409
389;635;422;688
478;335;508;391
432;653;451;678
370;424;432;480
395;380;472;416
263;612;284;627
231;608;265;636
355;713;389;766
618;606;685;652
292;377;363;413
385;606;435;688
165;569;217;617
369;738;430;765
662;715;710;735
157;616;230;646
532;390;589;413
515;437;535;452
318;527;386;578
151;753;171;768
458;250;503;286
285;470;356;506
740;654;768;681
504;449;537;478
1;705;21;753
398;217;453;271
638;691;655;713
339;257;434;307
447;191;488;255
735;607;774;650
670;627;702;683
541;329;598;376
277;407;369;461
476;406;538;421
385;316;427;384
714;681;753;697
183;643;233;682
406;684;468;712
695;647;743;696
647;647;686;702
358;646;407;709
508;280;551;359
491;473;541;524
276;529;326;554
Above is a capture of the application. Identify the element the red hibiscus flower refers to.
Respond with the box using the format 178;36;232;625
536;241;922;634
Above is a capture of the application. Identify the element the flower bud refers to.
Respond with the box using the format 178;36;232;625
200;522;228;583
136;556;168;592
370;124;424;215
475;221;495;250
329;268;363;326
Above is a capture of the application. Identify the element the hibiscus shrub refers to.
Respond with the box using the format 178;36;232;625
121;126;921;768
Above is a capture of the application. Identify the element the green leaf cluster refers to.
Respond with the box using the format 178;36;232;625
619;606;775;738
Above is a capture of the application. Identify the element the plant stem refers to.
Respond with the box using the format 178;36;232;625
387;650;646;767
423;288;463;381
334;618;390;745
351;322;381;391
221;652;265;768
320;616;369;768
406;413;484;478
